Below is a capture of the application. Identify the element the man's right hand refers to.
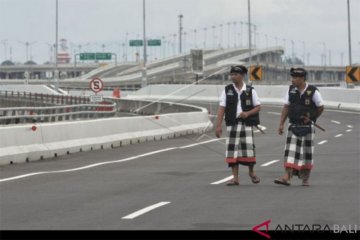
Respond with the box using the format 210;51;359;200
215;126;222;138
278;124;284;135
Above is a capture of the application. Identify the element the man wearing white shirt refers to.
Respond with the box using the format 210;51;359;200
215;65;261;186
275;68;324;186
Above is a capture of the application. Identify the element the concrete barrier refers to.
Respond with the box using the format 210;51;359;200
0;102;212;165
126;84;360;111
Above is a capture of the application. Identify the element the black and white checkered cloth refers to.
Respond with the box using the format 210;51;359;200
284;124;315;170
225;122;256;165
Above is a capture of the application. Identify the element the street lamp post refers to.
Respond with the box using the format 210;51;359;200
54;0;59;91
142;0;147;88
1;39;8;60
178;14;183;54
347;0;352;65
248;0;252;75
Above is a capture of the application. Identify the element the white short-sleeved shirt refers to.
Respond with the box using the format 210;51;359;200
283;83;324;107
219;83;261;117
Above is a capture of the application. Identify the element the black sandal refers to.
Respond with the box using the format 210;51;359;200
249;174;260;184
274;178;291;186
226;180;239;186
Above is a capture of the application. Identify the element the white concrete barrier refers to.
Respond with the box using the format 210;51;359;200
126;84;360;111
0;110;212;165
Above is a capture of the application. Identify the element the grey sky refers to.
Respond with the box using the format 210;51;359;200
1;0;359;65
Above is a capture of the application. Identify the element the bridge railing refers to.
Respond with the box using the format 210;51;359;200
0;91;116;124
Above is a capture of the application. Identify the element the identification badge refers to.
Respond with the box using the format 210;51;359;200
246;99;251;106
305;98;310;105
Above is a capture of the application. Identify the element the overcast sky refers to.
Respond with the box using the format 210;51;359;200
1;0;359;65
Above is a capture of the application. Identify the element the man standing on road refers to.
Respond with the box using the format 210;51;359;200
215;65;261;186
275;68;324;186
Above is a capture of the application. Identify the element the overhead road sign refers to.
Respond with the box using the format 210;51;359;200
80;52;112;60
147;39;161;46
130;40;143;47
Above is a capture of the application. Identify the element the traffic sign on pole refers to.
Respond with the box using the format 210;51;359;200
190;49;203;74
95;52;112;60
346;66;360;83
250;65;262;81
90;77;104;93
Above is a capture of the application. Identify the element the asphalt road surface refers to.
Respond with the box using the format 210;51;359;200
0;105;359;230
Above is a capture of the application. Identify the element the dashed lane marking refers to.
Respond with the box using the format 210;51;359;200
261;160;280;167
318;140;328;145
122;202;171;219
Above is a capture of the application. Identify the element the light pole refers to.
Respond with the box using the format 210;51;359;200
248;0;252;73
193;29;197;48
55;0;59;91
1;39;8;60
203;27;207;49
211;25;216;49
233;21;237;48
142;0;147;88
178;14;183;54
347;0;352;65
18;41;37;62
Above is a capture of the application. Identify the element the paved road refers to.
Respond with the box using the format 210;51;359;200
0;105;359;230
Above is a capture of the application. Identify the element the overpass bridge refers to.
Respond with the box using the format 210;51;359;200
0;47;350;89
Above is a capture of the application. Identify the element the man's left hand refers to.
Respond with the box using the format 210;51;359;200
239;112;249;119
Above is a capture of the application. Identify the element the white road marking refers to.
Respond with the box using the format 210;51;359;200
211;176;233;185
261;160;280;167
346;129;352;132
331;120;341;125
347;125;353;128
0;139;226;183
122;202;170;219
267;111;281;115
318;140;328;145
180;138;226;149
334;134;343;138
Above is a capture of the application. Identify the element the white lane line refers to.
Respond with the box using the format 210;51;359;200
347;125;353;128
210;176;233;185
346;129;352;132
267;111;281;115
122;202;170;219
318;140;328;145
334;134;343;138
180;138;225;149
331;120;341;125
261;160;280;167
0;138;225;183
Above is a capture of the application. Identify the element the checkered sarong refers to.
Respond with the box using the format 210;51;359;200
284;124;315;170
225;123;256;165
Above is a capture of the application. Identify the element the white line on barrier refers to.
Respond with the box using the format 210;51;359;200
261;160;280;167
211;176;233;185
0;139;225;183
347;125;353;128
267;112;281;115
331;120;341;125
318;140;328;145
334;134;343;138
346;129;352;133
122;202;171;219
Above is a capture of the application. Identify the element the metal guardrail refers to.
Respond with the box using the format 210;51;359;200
0;91;116;125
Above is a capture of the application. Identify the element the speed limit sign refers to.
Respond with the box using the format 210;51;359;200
89;77;104;93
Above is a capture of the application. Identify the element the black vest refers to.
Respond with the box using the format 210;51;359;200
288;84;318;124
224;84;260;126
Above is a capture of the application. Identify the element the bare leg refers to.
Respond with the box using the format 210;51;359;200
232;164;239;183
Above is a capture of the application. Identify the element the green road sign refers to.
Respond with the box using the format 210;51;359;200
130;40;143;46
95;52;112;60
79;52;111;60
147;39;161;46
80;53;95;60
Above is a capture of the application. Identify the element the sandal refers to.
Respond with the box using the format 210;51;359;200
249;174;260;184
302;181;310;186
226;180;239;186
274;178;291;186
